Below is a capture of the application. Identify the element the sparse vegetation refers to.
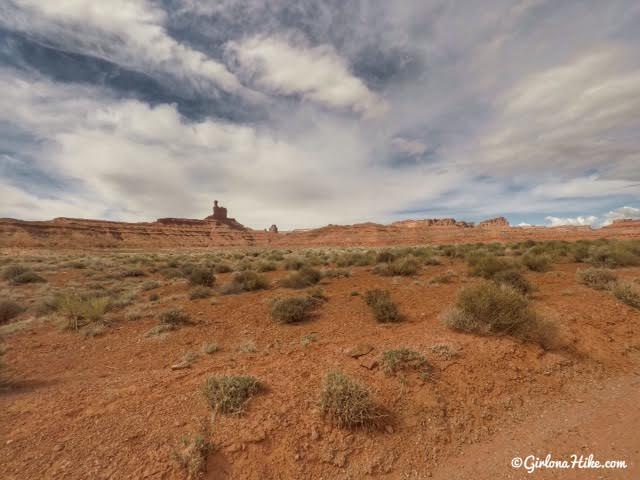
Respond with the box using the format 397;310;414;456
159;308;192;326
373;256;420;276
522;253;552;272
220;271;269;294
57;293;110;331
172;434;211;480
202;375;260;414
188;268;215;287
613;282;640;309
320;372;379;428
468;254;514;279
189;286;213;300
202;342;219;354
429;270;456;284
0;299;23;324
270;295;320;323
279;266;322;289
380;348;428;376
493;269;533;295
576;268;618;290
363;289;401;323
442;282;559;349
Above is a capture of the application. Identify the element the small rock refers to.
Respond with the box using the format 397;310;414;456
53;444;64;452
345;344;374;358
170;360;191;370
385;425;394;434
311;427;320;441
360;357;378;370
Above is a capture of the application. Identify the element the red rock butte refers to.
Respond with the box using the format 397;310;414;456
0;201;639;248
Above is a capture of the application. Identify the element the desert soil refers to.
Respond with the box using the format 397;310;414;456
1;257;639;479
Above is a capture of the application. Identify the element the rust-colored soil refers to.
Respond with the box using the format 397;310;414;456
1;258;639;479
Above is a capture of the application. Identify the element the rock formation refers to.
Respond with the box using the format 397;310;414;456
1;203;639;248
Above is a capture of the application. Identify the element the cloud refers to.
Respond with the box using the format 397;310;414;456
603;206;640;225
391;137;427;156
545;215;599;227
0;0;254;98
227;35;386;118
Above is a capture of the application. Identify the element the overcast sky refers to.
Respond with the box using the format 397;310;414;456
0;0;639;229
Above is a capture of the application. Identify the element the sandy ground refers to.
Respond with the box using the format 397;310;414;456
1;258;639;479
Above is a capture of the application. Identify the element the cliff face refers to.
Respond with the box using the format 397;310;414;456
1;216;639;249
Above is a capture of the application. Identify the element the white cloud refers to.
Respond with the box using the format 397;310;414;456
545;215;598;227
391;137;427;156
603;206;640;225
0;0;254;97
531;175;640;199
517;222;532;227
227;35;386;118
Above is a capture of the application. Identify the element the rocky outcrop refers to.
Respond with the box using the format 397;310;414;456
1;208;640;249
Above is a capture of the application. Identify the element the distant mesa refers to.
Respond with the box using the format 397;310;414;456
478;216;510;228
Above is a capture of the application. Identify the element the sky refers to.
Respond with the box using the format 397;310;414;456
0;0;639;230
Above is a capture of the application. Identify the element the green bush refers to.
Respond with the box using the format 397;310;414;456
57;294;110;330
270;296;318;323
0;299;23;324
587;244;639;268
279;267;322;289
468;254;514;279
522;253;552;272
220;271;269;294
613;283;640;309
284;256;306;270
373;257;420;277
442;282;559;349
320;372;378;428
213;263;232;274
202;375;260;414
189;268;215;287
363;289;400;323
376;250;396;263
256;261;277;272
189;286;213;300
159;308;192;326
323;268;351;278
576;268;618;290
493;269;532;295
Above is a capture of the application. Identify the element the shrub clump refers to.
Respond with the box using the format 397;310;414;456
373;257;420;277
613;283;640;309
363;289;401;323
587;244;639;268
0;299;24;324
319;372;379;428
279;267;322;289
2;265;29;281
220;271;269;294
3;265;47;285
270;296;319;323
468;255;514;279
522;253;552;272
188;268;215;287
442;282;559;349
159;308;192;326
493;269;532;295
576;268;618;290
189;286;213;300
201;375;260;414
380;348;427;376
57;294;110;330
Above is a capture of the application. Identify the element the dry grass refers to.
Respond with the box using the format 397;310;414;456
319;372;379;428
220;271;269;294
57;294;110;331
363;289;401;323
279;267;322;289
201;375;260;414
613;282;640;309
493;269;533;295
172;434;211;480
576;267;618;290
0;299;24;324
380;348;428;376
270;296;318;323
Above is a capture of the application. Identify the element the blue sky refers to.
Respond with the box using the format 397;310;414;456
0;0;639;229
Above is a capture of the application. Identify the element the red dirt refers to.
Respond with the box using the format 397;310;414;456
1;259;639;479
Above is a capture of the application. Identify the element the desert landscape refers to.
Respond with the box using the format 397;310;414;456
2;205;640;479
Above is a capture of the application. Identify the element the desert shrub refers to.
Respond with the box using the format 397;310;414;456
335;251;375;267
121;268;146;278
189;268;215;287
576;268;618;290
423;256;442;266
202;342;219;354
189;286;213;300
493;269;532;295
159;308;192;326
172;434;211;480
320;372;378;428
613;283;640;309
270;296;318;323
160;267;183;279
442;282;559;349
149;293;159;302
0;299;23;324
284;256;306;270
201;375;260;414
10;270;46;285
572;242;591;263
213;263;232;274
376;250;396;263
2;265;29;281
587;244;639;268
522;253;552;272
141;280;160;291
363;289;400;323
380;348;427;376
57;294;110;330
468;254;514;279
429;271;456;284
256;261;277;272
279;267;322;289
373;257;420;277
306;286;328;301
220;271;269;294
323;268;351;278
